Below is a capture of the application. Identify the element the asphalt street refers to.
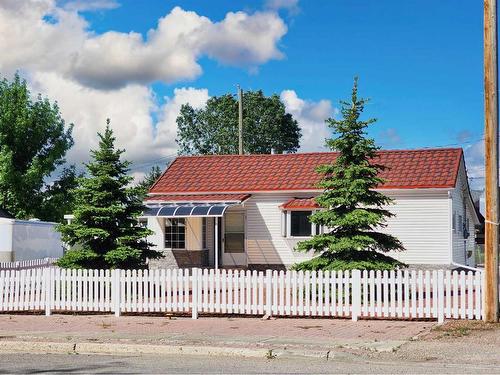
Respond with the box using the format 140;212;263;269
0;352;499;374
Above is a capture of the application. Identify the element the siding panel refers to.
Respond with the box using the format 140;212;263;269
246;191;452;267
381;191;450;265
246;194;314;266
451;160;477;266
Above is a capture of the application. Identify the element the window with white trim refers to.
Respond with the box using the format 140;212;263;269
291;211;311;236
282;210;321;237
165;218;186;249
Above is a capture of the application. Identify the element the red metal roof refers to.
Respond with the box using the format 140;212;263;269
280;198;320;210
149;148;463;194
145;193;251;203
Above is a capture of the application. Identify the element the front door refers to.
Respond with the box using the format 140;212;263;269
222;212;247;267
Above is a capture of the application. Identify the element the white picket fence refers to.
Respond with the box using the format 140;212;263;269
0;268;484;322
0;257;59;270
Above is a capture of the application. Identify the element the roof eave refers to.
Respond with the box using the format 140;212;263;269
148;186;455;196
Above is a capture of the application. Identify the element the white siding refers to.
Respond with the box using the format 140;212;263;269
451;160;478;266
381;191;450;265
245;193;315;266
0;218;64;262
245;190;453;267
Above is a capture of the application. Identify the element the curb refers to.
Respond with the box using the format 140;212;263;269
0;338;406;358
0;340;331;359
0;340;268;358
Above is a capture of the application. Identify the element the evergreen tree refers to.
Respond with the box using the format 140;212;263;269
294;78;405;271
57;121;162;269
136;165;162;199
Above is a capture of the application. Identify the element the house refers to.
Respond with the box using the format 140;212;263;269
0;209;64;262
142;148;480;270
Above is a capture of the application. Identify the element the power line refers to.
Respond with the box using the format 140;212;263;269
128;153;178;172
420;137;484;149
378;136;484;150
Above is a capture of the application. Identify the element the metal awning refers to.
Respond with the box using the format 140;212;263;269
142;203;237;218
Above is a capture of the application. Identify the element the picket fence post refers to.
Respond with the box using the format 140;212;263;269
265;270;272;316
192;268;199;319
112;269;121;317
43;268;52;316
437;270;444;324
351;270;361;321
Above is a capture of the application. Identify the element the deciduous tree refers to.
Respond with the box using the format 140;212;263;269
176;90;301;155
0;74;74;220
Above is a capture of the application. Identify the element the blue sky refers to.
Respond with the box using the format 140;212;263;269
0;0;486;183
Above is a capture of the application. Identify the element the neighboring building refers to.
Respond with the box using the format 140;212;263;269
470;189;485;266
0;211;64;262
142;148;480;270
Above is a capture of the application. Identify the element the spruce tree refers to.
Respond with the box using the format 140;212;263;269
57;121;162;269
294;78;405;271
136;165;162;199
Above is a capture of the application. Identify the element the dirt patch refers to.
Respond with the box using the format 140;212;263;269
420;320;500;340
295;325;323;330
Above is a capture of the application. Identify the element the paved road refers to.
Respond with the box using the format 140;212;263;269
0;353;499;374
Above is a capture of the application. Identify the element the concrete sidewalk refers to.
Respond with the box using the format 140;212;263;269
0;314;433;358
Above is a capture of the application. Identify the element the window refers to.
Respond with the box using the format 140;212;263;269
290;211;313;237
138;218;148;228
224;212;245;253
452;212;456;232
282;210;322;237
165;218;185;249
458;215;463;234
464;218;470;239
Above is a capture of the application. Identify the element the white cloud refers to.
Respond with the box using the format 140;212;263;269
464;140;485;190
62;0;120;12
265;0;300;14
30;72;158;166
154;87;210;157
30;71;209;175
73;8;286;89
0;1;88;78
0;3;287;89
201;11;286;66
280;90;334;152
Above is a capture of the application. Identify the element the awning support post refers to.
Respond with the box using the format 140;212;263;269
215;217;219;270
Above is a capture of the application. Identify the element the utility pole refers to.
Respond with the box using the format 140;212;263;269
484;0;499;322
238;85;243;155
